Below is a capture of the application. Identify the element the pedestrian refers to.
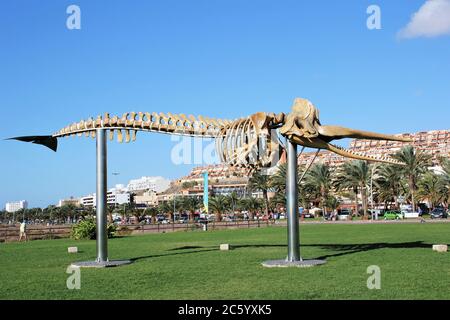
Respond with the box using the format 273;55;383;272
18;220;28;242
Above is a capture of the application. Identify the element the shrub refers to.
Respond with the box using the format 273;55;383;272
71;218;116;240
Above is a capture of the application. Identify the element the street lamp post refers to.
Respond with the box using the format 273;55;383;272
173;195;176;223
370;165;377;220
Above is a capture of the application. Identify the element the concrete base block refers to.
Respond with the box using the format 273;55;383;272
262;259;326;268
220;244;231;251
70;260;132;268
432;244;448;253
68;247;78;253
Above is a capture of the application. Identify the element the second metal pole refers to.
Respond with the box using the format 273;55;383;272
286;139;301;262
96;129;108;262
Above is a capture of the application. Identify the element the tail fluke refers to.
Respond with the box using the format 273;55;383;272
7;135;58;152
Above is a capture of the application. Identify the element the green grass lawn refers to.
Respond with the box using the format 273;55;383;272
1;223;449;300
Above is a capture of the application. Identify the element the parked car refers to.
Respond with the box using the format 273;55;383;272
337;208;352;221
384;210;403;220
401;209;420;219
180;217;189;223
430;208;448;219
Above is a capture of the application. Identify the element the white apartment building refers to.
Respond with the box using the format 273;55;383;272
134;190;158;207
80;187;131;208
127;176;170;193
5;200;28;213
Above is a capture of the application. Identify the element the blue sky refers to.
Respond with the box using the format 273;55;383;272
1;0;449;208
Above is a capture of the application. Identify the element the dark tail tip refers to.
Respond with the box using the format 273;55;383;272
6;135;58;152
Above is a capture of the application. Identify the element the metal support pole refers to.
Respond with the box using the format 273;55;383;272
70;129;131;268
286;139;301;262
261;140;326;268
96;129;108;262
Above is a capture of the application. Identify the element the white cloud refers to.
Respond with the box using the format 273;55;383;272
398;0;450;39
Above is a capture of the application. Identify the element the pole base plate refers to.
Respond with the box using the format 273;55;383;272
261;259;326;268
70;260;132;268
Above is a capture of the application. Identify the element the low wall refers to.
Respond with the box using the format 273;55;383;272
0;219;275;243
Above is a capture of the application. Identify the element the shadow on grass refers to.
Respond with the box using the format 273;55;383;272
130;248;217;262
168;246;205;251
233;241;431;260
130;241;432;262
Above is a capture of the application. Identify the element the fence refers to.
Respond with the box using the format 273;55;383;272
0;219;277;243
0;225;73;243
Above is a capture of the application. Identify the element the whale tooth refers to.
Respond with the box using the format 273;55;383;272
109;129;115;141
131;130;137;142
117;130;123;143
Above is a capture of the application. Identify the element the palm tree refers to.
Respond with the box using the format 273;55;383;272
209;195;229;222
417;172;447;210
43;205;59;223
225;192;240;214
334;161;372;218
182;196;202;221
270;163;288;210
118;203;132;223
143;207;158;224
107;204;115;223
441;157;450;178
269;191;286;211
440;158;450;206
271;163;311;209
375;164;405;209
325;196;340;214
240;197;263;220
303;163;333;217
59;204;78;223
248;171;271;217
157;201;174;222
392;146;432;212
270;163;287;191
